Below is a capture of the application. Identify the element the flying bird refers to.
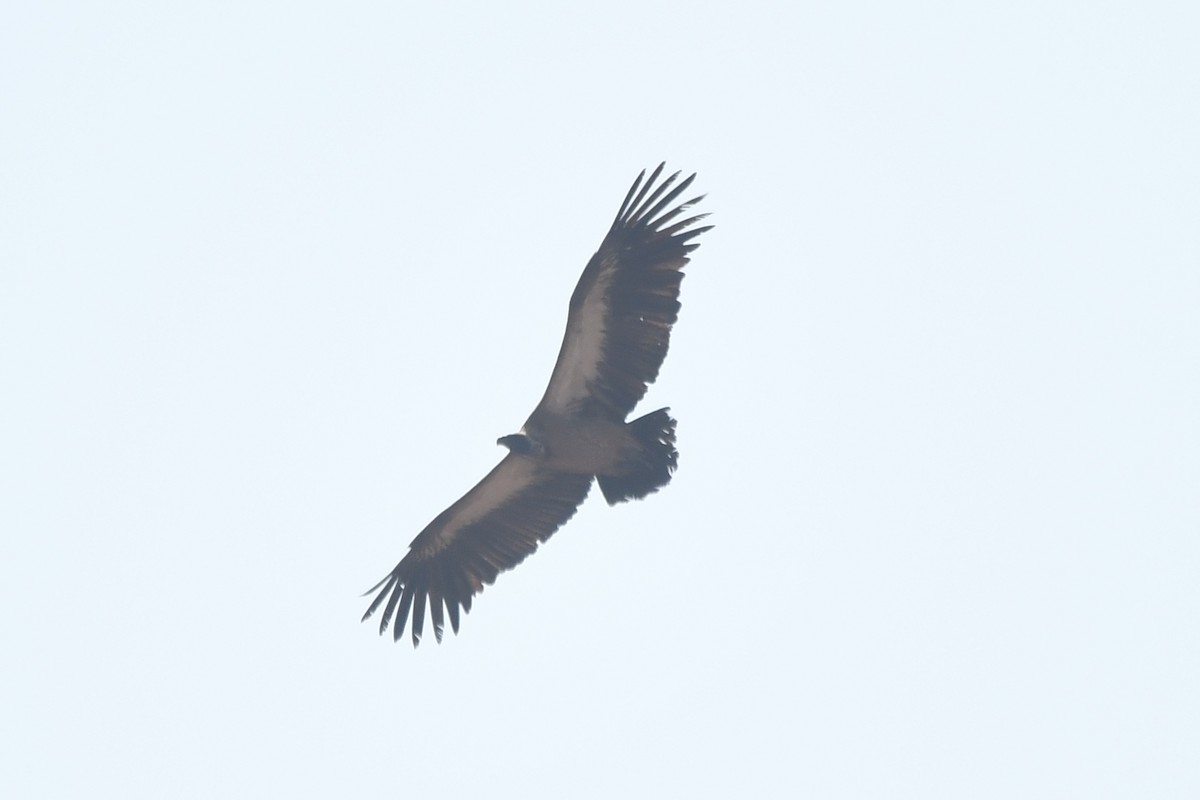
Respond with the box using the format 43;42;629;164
362;164;711;646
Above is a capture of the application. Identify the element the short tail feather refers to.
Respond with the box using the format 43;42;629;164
597;408;678;505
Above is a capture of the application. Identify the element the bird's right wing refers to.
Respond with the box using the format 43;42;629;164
362;454;593;646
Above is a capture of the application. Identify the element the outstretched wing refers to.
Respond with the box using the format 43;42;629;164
535;164;712;421
362;455;592;646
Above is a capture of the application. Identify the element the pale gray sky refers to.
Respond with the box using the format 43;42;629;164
3;2;1198;797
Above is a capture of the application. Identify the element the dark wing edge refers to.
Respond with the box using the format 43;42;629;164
361;458;593;647
545;164;713;420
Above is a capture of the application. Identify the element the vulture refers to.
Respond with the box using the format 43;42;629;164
362;164;711;646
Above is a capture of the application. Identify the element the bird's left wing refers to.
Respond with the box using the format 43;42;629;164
535;164;711;420
362;454;593;646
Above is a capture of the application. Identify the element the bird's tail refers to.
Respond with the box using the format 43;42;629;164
597;408;678;505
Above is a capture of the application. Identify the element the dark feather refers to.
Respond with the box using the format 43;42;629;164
362;456;592;646
538;163;712;419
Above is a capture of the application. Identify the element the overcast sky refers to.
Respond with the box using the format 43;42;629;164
3;2;1198;797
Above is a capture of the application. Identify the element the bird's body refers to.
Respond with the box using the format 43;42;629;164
363;164;711;646
515;414;634;475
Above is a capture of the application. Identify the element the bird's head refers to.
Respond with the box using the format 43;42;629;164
497;433;544;456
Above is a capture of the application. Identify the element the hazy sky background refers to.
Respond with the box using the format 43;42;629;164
3;2;1198;797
